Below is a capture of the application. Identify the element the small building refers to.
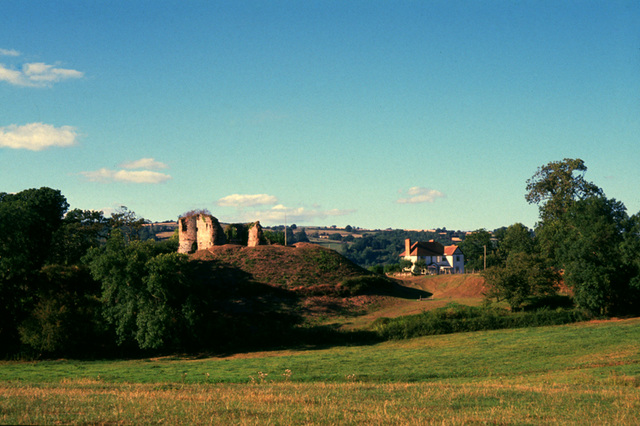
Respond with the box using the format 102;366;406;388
400;238;464;274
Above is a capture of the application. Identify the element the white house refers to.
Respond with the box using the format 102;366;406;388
400;238;465;274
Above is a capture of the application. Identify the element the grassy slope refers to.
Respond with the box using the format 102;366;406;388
188;244;425;324
188;244;488;329
1;318;639;423
339;274;488;329
190;243;368;290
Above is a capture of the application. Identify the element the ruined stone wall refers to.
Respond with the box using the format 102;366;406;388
178;215;197;254
196;214;226;250
178;213;226;254
247;221;263;247
178;213;262;253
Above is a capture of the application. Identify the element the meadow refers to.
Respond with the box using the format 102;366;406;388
2;317;639;424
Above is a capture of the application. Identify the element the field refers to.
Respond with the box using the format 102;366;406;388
2;317;639;424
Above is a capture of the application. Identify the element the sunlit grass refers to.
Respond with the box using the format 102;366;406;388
1;318;639;424
2;378;638;424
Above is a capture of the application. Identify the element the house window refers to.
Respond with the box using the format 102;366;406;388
456;256;460;262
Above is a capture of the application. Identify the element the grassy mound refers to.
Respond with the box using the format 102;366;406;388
190;243;394;295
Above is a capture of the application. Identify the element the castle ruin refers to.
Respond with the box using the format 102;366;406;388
178;213;264;254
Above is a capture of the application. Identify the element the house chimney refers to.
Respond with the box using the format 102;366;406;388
405;238;411;257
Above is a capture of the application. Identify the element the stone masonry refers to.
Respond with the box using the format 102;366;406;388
178;213;263;254
247;221;264;247
178;213;226;254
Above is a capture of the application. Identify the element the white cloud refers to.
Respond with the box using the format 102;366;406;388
80;168;172;184
217;193;278;208
0;48;20;57
120;158;168;170
0;122;78;150
240;205;355;224
397;186;446;204
0;62;84;87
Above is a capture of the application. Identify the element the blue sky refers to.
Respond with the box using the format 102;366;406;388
1;1;638;231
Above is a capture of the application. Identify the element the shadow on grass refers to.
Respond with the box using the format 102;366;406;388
385;279;433;300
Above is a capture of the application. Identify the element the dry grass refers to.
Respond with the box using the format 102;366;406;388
2;377;639;425
3;317;639;424
341;274;487;329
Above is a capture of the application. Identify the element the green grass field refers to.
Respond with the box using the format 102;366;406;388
2;318;639;424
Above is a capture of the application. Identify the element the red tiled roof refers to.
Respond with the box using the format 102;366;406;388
400;240;443;257
444;245;462;256
400;241;462;257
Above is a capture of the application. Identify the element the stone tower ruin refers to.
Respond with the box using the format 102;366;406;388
247;221;264;247
178;213;264;254
178;213;226;254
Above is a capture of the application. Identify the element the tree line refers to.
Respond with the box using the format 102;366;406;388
0;189;303;358
481;158;640;316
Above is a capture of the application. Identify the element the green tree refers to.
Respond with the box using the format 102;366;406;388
368;265;384;275
0;187;69;352
399;259;413;271
295;228;310;243
413;259;427;275
18;265;104;356
85;230;193;350
328;233;343;241
109;206;148;242
263;229;285;245
50;209;110;265
619;213;640;312
560;196;632;315
496;223;535;263
384;263;403;273
526;159;603;266
459;229;495;272
525;158;603;222
483;252;559;310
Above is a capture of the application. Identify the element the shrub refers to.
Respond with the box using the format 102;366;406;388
338;276;395;296
371;303;591;340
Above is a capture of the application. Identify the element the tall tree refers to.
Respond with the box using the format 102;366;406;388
560;196;633;315
0;187;69;352
18;264;104;356
526;159;603;266
108;206;148;242
525;158;603;222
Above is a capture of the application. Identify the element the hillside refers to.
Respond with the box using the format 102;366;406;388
186;243;482;328
190;243;367;290
187;243;417;323
339;273;488;329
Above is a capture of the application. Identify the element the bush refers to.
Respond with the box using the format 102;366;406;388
338;276;395;296
368;265;384;275
18;265;106;357
371;303;591;340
